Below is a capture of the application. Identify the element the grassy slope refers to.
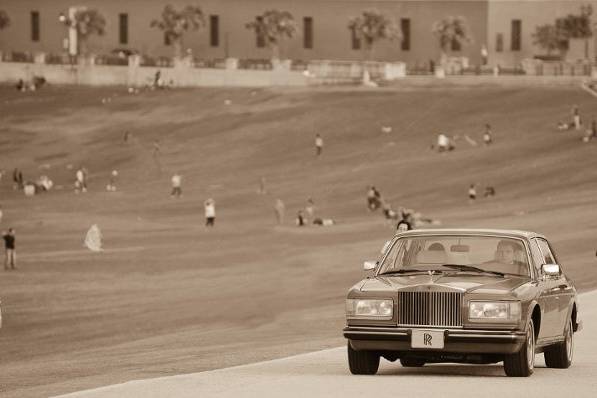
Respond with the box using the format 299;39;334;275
0;83;596;397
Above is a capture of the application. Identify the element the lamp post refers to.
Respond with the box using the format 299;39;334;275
58;7;82;62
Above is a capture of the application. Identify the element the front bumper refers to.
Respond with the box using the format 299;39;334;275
344;326;526;354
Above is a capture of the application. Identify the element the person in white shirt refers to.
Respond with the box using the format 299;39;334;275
171;173;182;198
75;168;86;193
315;134;323;156
204;198;216;227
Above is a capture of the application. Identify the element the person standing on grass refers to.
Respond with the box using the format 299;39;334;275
204;199;216;227
572;106;581;130
483;124;493;145
315;133;323;157
2;228;16;270
296;210;306;226
171;173;182;198
13;168;23;190
274;199;285;225
75;167;86;193
468;184;477;203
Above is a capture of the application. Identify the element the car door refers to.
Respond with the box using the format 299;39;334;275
539;239;574;336
531;238;560;338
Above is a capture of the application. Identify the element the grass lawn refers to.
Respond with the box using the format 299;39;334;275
1;83;596;397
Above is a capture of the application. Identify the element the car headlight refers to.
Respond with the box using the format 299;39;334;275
468;301;521;322
346;299;393;319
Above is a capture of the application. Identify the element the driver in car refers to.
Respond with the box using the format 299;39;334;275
495;240;526;275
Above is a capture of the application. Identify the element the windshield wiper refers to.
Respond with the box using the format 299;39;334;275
379;269;430;276
441;264;505;277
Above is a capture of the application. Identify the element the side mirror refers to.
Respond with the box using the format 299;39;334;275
363;260;378;271
542;263;561;277
380;240;391;255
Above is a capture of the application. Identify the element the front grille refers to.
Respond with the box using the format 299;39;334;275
398;291;463;327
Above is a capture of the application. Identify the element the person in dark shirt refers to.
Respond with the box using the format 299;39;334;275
2;228;16;270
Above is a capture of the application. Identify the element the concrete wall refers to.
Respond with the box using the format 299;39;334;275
0;60;311;87
0;0;487;66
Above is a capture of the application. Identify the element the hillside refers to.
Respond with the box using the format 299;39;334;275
1;82;596;397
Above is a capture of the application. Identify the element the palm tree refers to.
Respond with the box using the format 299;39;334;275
432;16;472;65
245;10;297;61
151;5;205;59
348;9;401;60
73;9;106;55
0;9;10;30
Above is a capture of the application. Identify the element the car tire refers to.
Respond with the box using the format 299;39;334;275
544;318;574;369
504;319;535;377
347;342;380;375
400;357;425;367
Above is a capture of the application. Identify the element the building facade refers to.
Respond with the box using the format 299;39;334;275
0;0;595;68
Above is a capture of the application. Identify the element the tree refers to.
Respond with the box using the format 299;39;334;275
347;9;401;60
73;9;106;55
532;23;568;55
151;5;205;58
245;10;297;60
556;5;593;58
432;16;473;63
0;9;10;30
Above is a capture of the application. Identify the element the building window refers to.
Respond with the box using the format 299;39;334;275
31;11;40;42
210;15;219;47
164;33;171;46
451;38;461;52
511;19;521;51
119;13;128;45
351;28;360;50
256;16;265;48
496;33;504;52
400;18;410;51
303;17;313;49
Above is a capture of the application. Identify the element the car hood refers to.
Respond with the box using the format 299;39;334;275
361;273;528;295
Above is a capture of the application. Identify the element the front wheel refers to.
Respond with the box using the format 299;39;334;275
544;318;574;368
504;320;535;377
347;342;380;375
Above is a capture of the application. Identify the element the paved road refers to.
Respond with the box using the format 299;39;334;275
56;291;597;398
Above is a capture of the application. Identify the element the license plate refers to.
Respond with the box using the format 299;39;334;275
411;329;445;349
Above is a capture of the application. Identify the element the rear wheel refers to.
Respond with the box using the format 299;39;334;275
347;342;380;375
504;320;535;377
400;357;425;367
544;318;574;369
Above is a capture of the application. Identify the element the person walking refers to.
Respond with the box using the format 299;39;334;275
107;170;118;192
171;173;182;198
204;198;216;227
13;168;23;190
468;184;477;203
75;167;86;193
483;124;493;145
315;133;323;156
2;228;16;270
274;199;285;225
305;197;315;219
572;106;581;130
296;210;306;226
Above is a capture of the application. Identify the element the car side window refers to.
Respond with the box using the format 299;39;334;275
536;239;556;265
529;239;544;274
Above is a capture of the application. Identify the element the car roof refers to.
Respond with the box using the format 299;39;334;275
395;228;546;241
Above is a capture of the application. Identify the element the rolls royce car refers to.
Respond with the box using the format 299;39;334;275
344;229;581;377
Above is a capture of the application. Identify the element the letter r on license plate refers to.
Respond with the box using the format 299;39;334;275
411;330;445;349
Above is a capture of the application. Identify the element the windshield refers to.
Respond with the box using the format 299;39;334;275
378;235;530;277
